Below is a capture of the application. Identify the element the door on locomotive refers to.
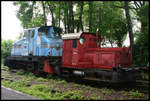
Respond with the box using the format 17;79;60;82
72;39;78;65
23;28;36;56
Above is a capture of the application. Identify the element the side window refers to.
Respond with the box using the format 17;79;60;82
31;30;35;38
26;31;30;39
73;39;77;48
79;36;85;45
94;38;100;46
23;31;28;39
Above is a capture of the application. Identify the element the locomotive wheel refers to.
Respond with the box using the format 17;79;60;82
55;65;62;76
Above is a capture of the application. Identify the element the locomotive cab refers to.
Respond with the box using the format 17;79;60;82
62;32;102;67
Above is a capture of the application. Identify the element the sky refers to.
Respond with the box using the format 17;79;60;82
1;1;134;46
2;1;23;41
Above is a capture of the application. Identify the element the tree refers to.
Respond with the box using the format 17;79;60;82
42;1;47;26
68;1;74;33
1;40;14;63
47;2;55;26
79;1;84;32
124;1;134;51
133;2;149;66
88;1;93;32
13;1;35;28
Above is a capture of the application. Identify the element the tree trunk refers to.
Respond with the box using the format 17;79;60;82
77;20;80;32
69;1;74;33
66;5;70;33
47;2;55;26
89;1;93;32
58;1;61;27
124;1;134;51
98;7;102;34
42;1;47;26
79;1;84;32
64;10;67;33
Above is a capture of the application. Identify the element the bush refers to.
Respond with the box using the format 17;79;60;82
16;69;26;75
129;90;144;97
37;77;48;82
1;40;14;63
133;45;149;67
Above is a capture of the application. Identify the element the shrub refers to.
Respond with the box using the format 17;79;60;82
101;88;114;94
37;77;48;82
129;90;144;97
16;69;26;75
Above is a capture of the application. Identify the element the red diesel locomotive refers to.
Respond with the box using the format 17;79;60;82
43;32;137;83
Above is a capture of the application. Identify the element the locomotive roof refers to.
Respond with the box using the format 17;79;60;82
62;32;98;40
62;33;82;39
23;26;61;31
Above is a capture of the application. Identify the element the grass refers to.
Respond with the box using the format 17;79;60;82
72;83;81;87
1;66;9;70
37;77;48;82
46;74;53;79
101;87;114;94
129;90;144;98
2;79;86;100
90;94;101;100
141;72;149;80
16;69;26;75
58;79;67;84
2;69;85;100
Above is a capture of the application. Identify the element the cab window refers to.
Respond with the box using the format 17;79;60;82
79;36;85;45
94;38;100;46
31;30;35;38
23;31;29;39
73;39;77;48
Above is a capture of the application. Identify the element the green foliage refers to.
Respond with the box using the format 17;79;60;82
133;44;149;66
28;14;45;28
1;66;9;70
133;2;149;66
27;72;35;77
58;79;67;84
13;1;128;46
101;87;114;94
129;90;144;97
60;90;84;100
16;69;26;75
13;1;35;28
37;77;48;82
1;39;14;64
90;94;101;100
141;72;149;80
46;74;53;79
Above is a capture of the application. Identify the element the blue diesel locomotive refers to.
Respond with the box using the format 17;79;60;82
5;26;62;73
12;26;62;56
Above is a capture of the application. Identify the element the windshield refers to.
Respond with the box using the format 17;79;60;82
38;27;49;37
53;27;61;38
38;26;62;38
